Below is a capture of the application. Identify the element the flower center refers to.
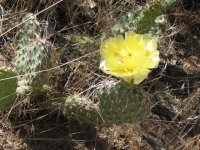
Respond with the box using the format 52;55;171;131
118;56;133;72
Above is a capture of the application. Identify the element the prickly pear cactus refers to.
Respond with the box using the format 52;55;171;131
63;81;147;126
0;67;17;108
63;95;100;124
97;81;147;125
134;2;164;35
113;0;177;36
15;14;49;96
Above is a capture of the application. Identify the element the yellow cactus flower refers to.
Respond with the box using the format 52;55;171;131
100;32;160;84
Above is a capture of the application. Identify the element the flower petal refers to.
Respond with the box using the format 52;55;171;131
99;32;160;84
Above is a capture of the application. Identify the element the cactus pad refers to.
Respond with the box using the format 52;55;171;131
0;68;17;109
97;81;147;126
113;0;177;36
63;95;100;124
63;81;147;126
15;14;49;96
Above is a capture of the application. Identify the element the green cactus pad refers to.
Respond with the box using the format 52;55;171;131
63;82;147;126
15;14;50;96
63;95;100;125
112;0;177;36
0;68;17;109
134;2;164;34
97;81;147;126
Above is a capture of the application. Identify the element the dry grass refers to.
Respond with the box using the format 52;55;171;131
0;0;200;149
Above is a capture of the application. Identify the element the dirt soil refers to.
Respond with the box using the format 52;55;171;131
0;0;200;150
